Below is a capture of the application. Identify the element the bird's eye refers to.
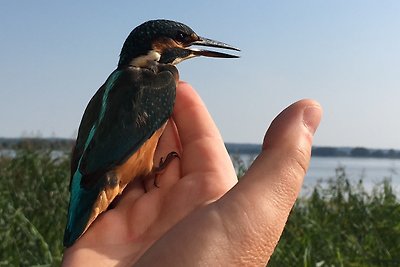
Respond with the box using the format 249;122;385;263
176;31;187;42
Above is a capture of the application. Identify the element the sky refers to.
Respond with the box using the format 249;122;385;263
1;1;400;149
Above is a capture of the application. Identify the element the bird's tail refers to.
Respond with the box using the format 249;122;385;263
63;171;99;247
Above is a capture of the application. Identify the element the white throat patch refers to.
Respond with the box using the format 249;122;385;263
130;50;161;67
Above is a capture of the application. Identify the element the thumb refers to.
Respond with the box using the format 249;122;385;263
218;99;322;265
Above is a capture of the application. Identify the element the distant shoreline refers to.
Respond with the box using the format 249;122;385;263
1;138;400;160
225;143;400;159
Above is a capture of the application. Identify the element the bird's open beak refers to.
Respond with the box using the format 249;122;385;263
190;36;240;58
159;36;239;64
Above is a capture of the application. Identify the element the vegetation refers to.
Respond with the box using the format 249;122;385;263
0;138;74;151
1;148;399;266
225;142;400;159
269;167;400;267
2;138;400;159
0;148;70;266
312;146;400;159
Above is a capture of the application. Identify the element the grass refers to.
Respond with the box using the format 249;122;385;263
268;167;400;267
0;148;69;266
1;149;399;266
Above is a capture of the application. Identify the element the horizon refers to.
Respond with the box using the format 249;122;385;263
1;137;400;152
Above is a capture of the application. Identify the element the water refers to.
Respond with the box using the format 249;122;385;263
305;156;400;195
231;154;400;195
0;149;66;160
307;157;400;181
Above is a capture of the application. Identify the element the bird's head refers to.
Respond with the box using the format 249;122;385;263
118;19;239;68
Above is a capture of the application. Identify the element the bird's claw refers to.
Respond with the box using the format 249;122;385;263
153;151;180;187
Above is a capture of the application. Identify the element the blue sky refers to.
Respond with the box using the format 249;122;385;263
1;1;400;149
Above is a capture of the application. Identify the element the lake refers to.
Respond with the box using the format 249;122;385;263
231;154;400;195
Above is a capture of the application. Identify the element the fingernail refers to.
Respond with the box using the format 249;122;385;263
303;106;322;135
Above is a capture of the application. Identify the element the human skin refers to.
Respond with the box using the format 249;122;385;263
62;81;322;266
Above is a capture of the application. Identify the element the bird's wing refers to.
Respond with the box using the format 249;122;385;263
64;65;177;247
70;84;105;185
73;65;178;186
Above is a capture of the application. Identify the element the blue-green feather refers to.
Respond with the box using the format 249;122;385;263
63;65;177;247
63;170;101;246
63;73;121;246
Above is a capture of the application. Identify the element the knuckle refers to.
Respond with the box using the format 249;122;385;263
287;146;310;177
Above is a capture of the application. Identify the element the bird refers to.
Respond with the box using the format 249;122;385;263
63;19;239;247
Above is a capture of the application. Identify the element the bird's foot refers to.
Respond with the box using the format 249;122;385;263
153;151;180;187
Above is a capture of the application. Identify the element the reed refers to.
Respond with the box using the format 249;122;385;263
1;149;399;266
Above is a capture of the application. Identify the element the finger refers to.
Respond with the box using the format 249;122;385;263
218;99;322;265
172;81;236;180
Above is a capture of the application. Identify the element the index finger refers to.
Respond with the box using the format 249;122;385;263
172;81;236;179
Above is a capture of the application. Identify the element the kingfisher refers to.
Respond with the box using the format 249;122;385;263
63;19;239;247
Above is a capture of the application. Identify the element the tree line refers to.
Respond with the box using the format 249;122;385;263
1;139;400;159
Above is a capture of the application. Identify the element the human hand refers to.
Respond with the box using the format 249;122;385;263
62;82;322;266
